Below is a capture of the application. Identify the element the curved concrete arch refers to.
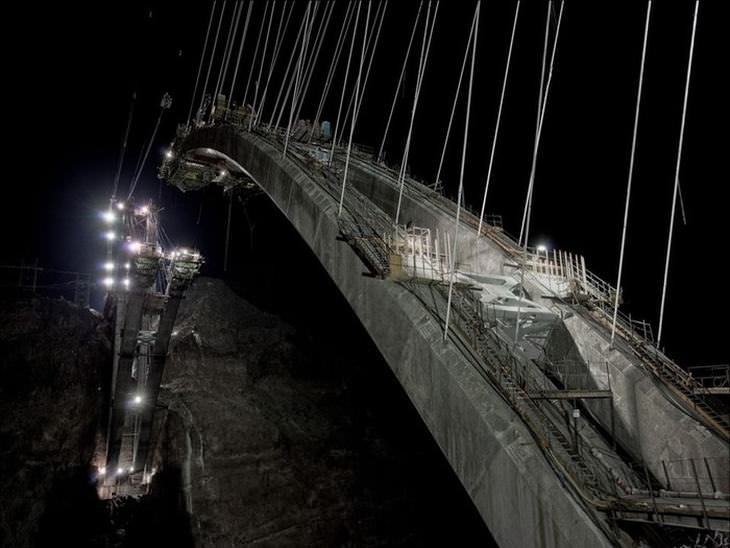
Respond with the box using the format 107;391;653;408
164;125;618;548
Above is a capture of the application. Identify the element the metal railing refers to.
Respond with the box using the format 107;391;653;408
688;365;730;392
0;264;91;307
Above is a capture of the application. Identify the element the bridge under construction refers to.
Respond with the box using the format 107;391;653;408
92;1;728;546
153;100;728;546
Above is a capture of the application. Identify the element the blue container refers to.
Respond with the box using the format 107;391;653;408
321;120;332;141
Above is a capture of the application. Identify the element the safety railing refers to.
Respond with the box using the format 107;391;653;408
688;365;730;392
627;456;729;500
0;264;92;308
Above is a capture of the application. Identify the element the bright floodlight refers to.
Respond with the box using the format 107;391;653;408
128;241;142;253
133;394;142;405
103;277;114;287
116;467;124;475
165;150;174;159
105;231;116;241
103;262;114;272
124;262;130;269
116;202;125;210
102;210;116;223
123;278;130;288
220;169;227;177
128;466;134;473
140;205;150;215
99;466;106;476
537;244;547;253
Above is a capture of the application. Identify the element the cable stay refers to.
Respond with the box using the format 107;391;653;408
444;1;480;342
227;1;254;111
336;1;387;147
242;1;270;108
477;1;520;236
432;5;481;198
253;2;295;127
275;1;321;134
292;1;338;128
394;1;440;226
197;0;228;123
611;1;652;346
111;92;137;202
211;0;243;119
378;2;424;164
283;2;316;157
328;1;363;165
186;1;217;127
518;0;565;249
338;1;373;216
514;0;563;346
249;1;277;127
283;1;325;138
657;1;700;346
127;94;173;202
265;3;310;129
308;2;356;142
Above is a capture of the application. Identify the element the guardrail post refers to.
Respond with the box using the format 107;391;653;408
703;457;717;493
642;463;660;522
690;458;710;529
661;460;672;491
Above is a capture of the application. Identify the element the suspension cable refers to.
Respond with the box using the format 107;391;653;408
250;1;277;127
187;1;217;126
432;8;479;195
218;1;245;105
198;0;228;120
243;1;270;107
519;1;564;249
394;1;439;225
212;0;243;115
378;2;423;163
266;4;310;129
293;1;337;126
227;1;254;110
338;1;372;216
329;1;362;164
336;1;386;145
513;1;560;346
352;2;387;124
284;2;314;156
253;1;295;126
111;92;136;201
611;1;652;346
308;2;355;142
445;2;480;342
276;2;320;132
518;1;551;248
657;0;699;347
127;94;172;201
477;1;520;235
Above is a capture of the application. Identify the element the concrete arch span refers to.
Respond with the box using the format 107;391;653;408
161;125;619;548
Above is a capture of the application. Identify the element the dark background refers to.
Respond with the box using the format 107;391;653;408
5;1;727;367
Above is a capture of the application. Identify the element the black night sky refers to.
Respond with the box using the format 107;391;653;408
6;1;728;368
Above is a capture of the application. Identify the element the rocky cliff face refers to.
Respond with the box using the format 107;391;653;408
151;277;493;546
0;280;494;547
0;296;110;547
